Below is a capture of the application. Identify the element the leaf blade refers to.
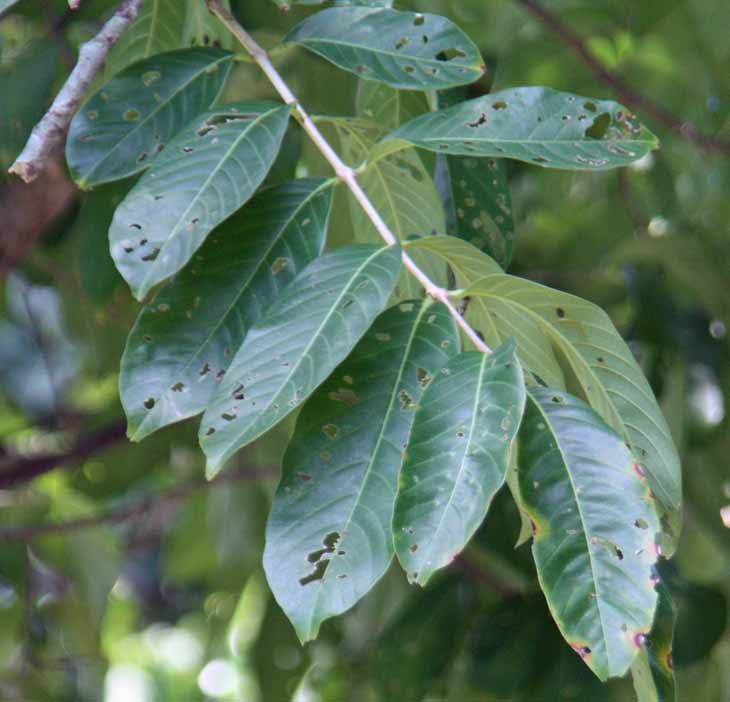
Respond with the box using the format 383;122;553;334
120;178;333;441
519;387;660;680
264;299;458;642
109;101;291;300
285;7;484;90
200;244;402;476
394;340;526;585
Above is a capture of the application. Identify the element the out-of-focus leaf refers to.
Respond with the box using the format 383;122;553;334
394;340;525;586
200;244;402;477
109;101;291;300
672;581;727;667
67;48;233;188
285;7;484;90
386;88;659;170
120;178;332;441
264;299;458;642
519;388;660;681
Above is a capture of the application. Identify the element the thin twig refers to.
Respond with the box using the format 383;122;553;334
206;0;491;355
0;464;277;542
515;0;730;159
8;0;144;182
0;421;127;489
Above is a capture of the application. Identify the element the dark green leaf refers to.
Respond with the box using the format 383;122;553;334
386;88;659;169
519;387;660;680
109;101;291;300
67;48;234;188
285;7;484;90
632;581;676;702
200;244;402;477
264;299;458;642
120;179;333;441
394;340;526;585
463;274;682;514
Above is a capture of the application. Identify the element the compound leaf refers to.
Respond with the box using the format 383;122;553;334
264;299;458;642
200;244;402;477
109;101;291;300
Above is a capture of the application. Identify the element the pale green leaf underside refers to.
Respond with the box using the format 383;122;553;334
463;274;681;512
67;48;233;187
385;87;659;170
356;80;429;132
331;118;447;299
200;244;402;476
519;388;660;681
109;101;291;300
120;178;333;441
394;340;526;586
285;7;484;90
264;299;458;642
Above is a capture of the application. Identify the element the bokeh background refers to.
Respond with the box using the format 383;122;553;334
1;0;729;700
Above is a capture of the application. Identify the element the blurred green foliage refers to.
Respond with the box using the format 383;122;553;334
1;0;729;700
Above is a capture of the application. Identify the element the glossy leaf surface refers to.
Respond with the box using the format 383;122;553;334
463;274;682;513
67;48;233;188
200;244;402;476
394;340;526;585
386;88;659;170
109;101;291;300
285;7;484;90
120;179;333;441
519;388;660;680
264;299;458;642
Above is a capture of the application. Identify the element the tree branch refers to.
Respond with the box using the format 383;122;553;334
0;463;277;542
0;420;128;490
8;0;144;183
206;0;492;355
514;0;730;158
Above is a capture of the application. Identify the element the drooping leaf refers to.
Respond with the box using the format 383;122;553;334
403;235;503;279
200;244;402;477
109;101;291;300
385;88;659;169
120;178;333;441
67;48;234;188
285;7;484;90
393;339;526;586
436;154;515;268
632;581;676;702
518;387;660;680
462;274;682;513
183;0;232;49
330;118;447;298
106;0;187;76
264;299;458;642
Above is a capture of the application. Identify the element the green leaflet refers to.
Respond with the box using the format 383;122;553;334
385;87;659;170
182;0;232;50
356;81;429;132
263;299;458;643
330;118;447;298
285;7;484;90
120;179;333;441
404;235;503;279
518;388;660;681
462;274;682;513
632;581;676;702
109;101;291;300
67;49;234;188
106;0;186;76
200;244;402;477
393;340;526;586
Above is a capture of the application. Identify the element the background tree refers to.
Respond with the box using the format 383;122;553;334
0;1;728;701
